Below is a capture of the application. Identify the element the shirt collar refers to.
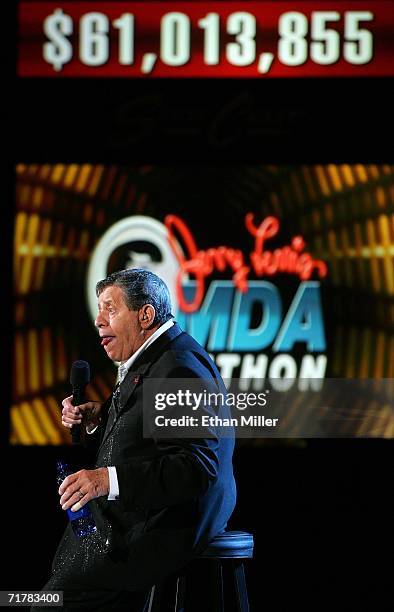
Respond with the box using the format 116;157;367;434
118;319;174;382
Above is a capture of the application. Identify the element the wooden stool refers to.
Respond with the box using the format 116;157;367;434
146;530;254;612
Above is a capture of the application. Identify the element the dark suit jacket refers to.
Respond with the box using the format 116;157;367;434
49;322;237;591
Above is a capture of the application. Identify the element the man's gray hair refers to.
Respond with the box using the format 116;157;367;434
96;268;174;326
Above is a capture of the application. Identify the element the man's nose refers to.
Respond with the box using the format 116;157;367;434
95;311;108;328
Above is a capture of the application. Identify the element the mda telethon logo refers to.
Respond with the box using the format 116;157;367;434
87;214;328;387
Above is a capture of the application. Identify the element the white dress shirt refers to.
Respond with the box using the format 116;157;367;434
102;319;175;500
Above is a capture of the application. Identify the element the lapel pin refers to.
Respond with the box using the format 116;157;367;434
133;375;141;384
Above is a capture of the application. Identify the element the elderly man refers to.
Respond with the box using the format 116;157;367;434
36;268;236;611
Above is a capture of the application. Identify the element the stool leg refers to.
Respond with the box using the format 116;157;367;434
145;580;177;612
233;561;250;612
175;574;186;612
145;585;157;612
212;561;224;612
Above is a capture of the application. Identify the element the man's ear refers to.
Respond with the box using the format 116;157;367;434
139;304;156;329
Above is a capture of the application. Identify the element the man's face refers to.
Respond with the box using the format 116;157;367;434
95;285;142;363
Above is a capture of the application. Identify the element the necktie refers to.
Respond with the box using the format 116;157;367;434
103;383;121;438
112;382;121;415
118;365;127;383
113;365;128;415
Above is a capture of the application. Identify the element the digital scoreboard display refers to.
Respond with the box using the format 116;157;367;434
18;1;394;77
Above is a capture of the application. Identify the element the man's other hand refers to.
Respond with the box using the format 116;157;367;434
59;468;110;512
61;396;102;432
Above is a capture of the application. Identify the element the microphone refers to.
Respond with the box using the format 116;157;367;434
70;360;91;445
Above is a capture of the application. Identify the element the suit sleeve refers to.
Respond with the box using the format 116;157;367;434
115;366;223;511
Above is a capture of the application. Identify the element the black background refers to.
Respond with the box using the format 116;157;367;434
2;1;394;609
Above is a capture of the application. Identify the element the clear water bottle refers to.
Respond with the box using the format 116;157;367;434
56;461;97;538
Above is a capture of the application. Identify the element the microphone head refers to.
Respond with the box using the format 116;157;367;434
70;360;90;388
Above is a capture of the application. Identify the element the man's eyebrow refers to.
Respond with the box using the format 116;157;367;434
98;299;116;308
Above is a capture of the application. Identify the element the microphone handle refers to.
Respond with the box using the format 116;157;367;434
71;387;85;445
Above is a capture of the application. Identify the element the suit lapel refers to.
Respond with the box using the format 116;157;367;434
97;322;183;453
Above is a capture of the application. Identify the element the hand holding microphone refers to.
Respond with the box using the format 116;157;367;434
62;360;102;444
61;397;103;434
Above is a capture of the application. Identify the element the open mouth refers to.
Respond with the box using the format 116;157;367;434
101;336;115;347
